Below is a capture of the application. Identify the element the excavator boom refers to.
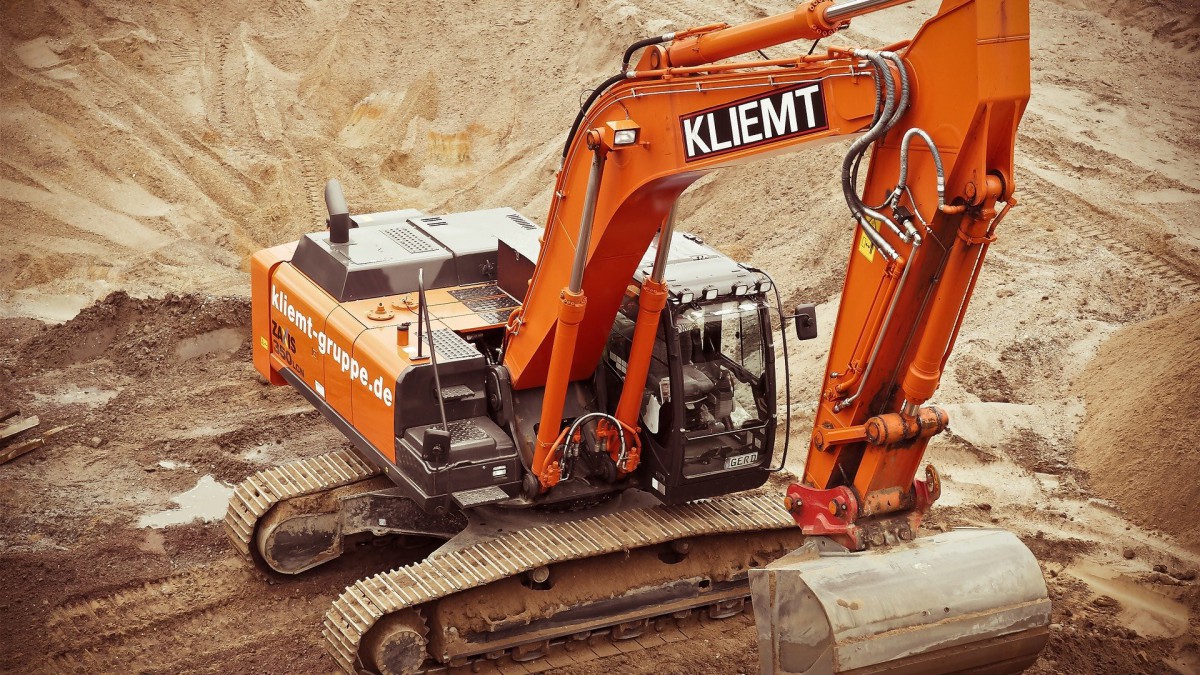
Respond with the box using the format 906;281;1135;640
502;0;1029;521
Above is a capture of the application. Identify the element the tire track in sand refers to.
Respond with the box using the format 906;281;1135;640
1019;176;1200;295
43;557;329;673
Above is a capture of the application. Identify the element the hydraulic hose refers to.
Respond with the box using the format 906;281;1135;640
857;51;909;213
842;49;917;255
895;127;946;211
562;72;627;158
856;54;908;183
742;266;792;473
551;412;635;481
562;32;682;159
881;51;910;130
622;33;674;71
866;54;883;127
841;50;895;219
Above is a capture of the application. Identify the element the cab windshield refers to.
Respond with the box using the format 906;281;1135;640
606;293;771;479
672;299;767;433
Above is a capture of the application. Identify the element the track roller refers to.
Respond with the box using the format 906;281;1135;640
361;610;430;675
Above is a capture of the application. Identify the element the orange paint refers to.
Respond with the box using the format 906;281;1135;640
498;0;1029;505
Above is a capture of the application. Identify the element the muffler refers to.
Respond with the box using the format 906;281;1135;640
750;528;1050;674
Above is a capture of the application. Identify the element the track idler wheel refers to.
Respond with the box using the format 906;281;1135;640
254;477;463;575
255;477;392;574
361;610;429;675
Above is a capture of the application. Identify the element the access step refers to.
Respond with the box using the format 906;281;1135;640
451;485;511;508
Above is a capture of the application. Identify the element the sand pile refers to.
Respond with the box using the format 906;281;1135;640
1074;301;1200;552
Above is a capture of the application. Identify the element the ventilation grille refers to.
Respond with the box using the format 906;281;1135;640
462;297;511;312
448;284;518;326
449;283;505;301
507;213;538;230
383;226;439;254
418;216;448;227
477;309;514;325
421;328;481;361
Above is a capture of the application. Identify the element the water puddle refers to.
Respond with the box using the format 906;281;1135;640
138;475;233;529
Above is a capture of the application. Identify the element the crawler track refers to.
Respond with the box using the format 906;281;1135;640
325;493;797;674
223;448;380;558
422;600;758;674
222;451;799;674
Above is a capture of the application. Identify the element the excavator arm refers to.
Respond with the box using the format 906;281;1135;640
505;51;883;485
503;0;1030;523
792;0;1030;548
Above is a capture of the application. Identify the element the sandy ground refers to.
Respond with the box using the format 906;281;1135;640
2;0;1200;673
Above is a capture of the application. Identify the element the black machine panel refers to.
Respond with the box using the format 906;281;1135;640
292;207;543;302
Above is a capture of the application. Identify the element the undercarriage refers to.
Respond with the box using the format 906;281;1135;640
226;450;1051;675
226;451;806;673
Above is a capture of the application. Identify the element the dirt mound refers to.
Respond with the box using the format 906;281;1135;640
1074;301;1200;552
13;291;249;378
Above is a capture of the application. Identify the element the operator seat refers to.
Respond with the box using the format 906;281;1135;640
677;325;716;400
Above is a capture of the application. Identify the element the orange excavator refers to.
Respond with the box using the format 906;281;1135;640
226;0;1049;672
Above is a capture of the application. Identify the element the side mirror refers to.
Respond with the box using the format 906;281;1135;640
793;304;818;341
421;427;451;465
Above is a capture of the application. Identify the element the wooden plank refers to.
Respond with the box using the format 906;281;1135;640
0;408;18;424
0;415;38;442
0;423;71;465
42;424;73;439
0;437;44;465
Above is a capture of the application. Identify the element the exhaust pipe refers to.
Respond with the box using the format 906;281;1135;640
750;528;1050;674
325;179;351;244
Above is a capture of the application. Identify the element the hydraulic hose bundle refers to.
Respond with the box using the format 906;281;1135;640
841;50;910;260
830;49;950;414
843;50;949;245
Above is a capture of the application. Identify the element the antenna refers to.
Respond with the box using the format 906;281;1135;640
418;269;449;432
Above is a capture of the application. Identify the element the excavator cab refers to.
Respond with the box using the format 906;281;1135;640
605;232;776;504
